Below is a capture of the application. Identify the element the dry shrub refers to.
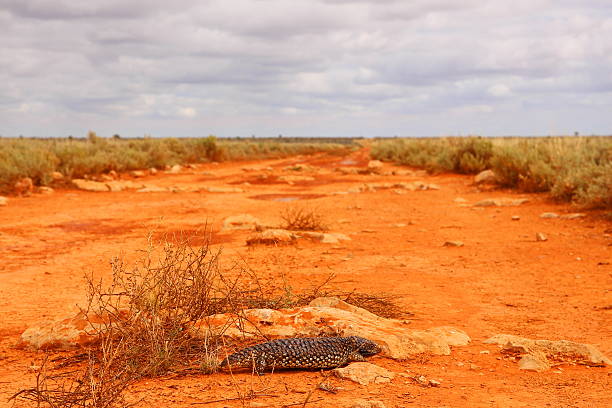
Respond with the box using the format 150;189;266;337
280;205;328;231
12;231;404;407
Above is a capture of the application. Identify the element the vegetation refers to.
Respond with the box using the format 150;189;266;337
280;205;329;231
371;136;612;209
11;231;402;407
0;133;353;193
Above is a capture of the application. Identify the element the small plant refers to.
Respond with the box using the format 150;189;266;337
280;205;329;231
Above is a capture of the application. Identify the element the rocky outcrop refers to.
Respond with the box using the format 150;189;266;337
72;179;110;192
21;297;470;358
194;297;470;359
484;334;611;371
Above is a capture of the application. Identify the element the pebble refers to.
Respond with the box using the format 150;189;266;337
536;232;548;242
540;212;559;219
511;215;520;221
443;241;464;247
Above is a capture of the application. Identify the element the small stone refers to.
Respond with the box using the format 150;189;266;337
429;379;441;387
474;169;497;185
443;241;464;247
205;186;244;193
168;164;182;174
469;364;479;370
518;355;550;372
0;196;8;206
540;212;559;219
456;362;464;367
536;233;548;242
480;350;490;354
223;214;262;231
367;160;384;173
511;215;520;221
72;179;110;192
333;362;395;386
130;170;146;178
560;213;586;220
38;186;54;195
149;168;158;175
51;171;64;181
350;400;386;408
454;197;468;203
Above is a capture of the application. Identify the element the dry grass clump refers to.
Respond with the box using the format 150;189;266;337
12;231;403;407
279;205;329;231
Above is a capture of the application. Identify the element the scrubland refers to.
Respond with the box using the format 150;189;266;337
371;136;612;209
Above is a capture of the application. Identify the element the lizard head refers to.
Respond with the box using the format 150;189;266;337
349;336;382;356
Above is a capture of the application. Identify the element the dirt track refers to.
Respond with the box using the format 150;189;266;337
1;149;610;407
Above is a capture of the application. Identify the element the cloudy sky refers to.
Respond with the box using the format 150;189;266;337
1;0;611;137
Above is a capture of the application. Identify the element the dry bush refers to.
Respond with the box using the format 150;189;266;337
279;205;329;231
11;231;404;407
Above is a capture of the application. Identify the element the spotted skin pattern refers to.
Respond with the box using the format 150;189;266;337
220;336;381;374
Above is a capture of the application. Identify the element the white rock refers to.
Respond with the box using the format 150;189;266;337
540;212;559;219
474;169;497;184
223;214;262;231
333;362;395;385
72;179;110;192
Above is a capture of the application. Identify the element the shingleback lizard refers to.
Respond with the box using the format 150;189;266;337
219;336;381;374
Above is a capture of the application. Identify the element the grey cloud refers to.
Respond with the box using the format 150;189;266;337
0;0;611;137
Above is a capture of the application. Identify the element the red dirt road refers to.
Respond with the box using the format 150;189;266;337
1;150;610;407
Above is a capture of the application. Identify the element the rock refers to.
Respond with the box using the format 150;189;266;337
427;184;441;190
205;186;244;193
518;355;550;372
299;231;351;244
130;170;146;178
454;197;468;203
108;170;118;178
137;186;168;193
72;179;110;192
0;196;8;206
278;175;315;183
38;186;54;195
536;232;548;242
560;213;586;220
24;298;471;357
20;311;126;350
194;298;470;359
99;174;114;182
284;164;315;172
473;198;529;207
474;169;497;184
168;164;182;174
428;379;441;387
349;400;386;408
51;171;64;181
540;212;559;219
367;160;384;173
443;241;464;247
223;214;262;231
511;215;520;221
333;362;395;385
149;168;158;175
335;167;360;175
246;229;297;245
484;334;611;371
14;177;33;195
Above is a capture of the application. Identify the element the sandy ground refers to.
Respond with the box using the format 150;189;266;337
1;149;610;407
